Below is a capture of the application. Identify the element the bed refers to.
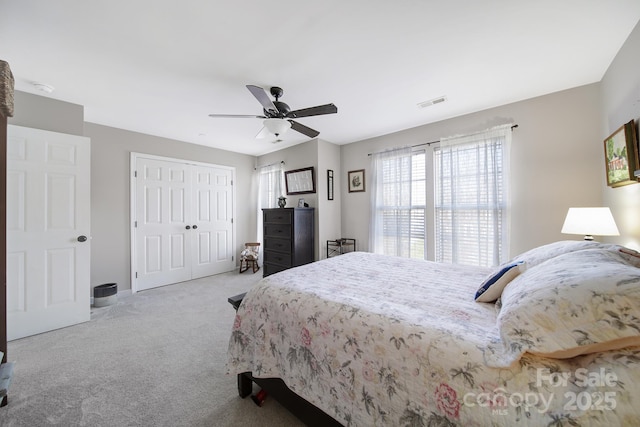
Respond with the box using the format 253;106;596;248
227;241;640;426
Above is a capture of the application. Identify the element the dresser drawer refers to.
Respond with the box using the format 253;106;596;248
264;224;292;239
263;209;292;224
264;250;292;266
264;237;291;253
263;262;289;277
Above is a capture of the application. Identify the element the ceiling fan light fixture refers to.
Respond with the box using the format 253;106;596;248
263;118;291;136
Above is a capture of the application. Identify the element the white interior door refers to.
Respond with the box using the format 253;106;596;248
191;165;234;278
132;155;235;292
7;125;91;341
135;158;192;291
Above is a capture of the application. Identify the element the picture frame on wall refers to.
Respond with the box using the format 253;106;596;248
348;169;365;193
285;167;316;195
604;120;639;187
327;170;334;200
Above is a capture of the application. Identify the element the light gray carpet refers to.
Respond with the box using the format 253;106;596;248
0;271;305;426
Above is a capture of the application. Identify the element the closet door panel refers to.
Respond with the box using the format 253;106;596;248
135;158;191;291
190;165;234;278
133;155;235;290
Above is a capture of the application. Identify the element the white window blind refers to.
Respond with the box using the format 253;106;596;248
434;125;511;267
370;147;426;259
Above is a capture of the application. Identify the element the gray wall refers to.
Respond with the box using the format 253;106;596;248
340;83;604;258
257;138;343;260
339;22;640;256
86;123;256;291
9;91;257;292
317;139;342;258
600;20;640;250
10;91;84;136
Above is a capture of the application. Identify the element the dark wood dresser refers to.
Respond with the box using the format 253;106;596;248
262;208;314;277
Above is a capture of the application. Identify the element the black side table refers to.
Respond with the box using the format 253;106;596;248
326;238;356;258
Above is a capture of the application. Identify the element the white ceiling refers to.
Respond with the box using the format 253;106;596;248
2;1;639;156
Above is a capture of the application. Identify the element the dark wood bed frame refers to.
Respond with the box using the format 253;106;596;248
236;372;343;427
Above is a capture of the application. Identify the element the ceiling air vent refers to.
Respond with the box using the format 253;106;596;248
417;96;447;109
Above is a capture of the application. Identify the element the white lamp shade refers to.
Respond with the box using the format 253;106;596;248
561;207;620;239
263;118;291;136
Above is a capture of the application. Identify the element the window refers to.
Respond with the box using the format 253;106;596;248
370;125;511;267
370;147;426;259
256;162;284;243
434;129;509;266
258;164;283;210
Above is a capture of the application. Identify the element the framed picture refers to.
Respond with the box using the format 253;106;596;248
604;120;639;187
285;167;316;195
327;170;334;200
348;169;365;193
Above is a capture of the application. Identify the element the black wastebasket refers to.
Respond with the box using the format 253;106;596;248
93;283;117;307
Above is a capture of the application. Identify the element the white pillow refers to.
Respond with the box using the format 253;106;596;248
485;247;640;367
509;240;600;268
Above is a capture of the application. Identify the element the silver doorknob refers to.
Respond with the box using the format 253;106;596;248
77;235;88;242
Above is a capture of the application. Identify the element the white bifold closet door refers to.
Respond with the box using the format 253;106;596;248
132;154;235;292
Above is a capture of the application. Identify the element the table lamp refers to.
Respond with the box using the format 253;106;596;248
561;207;620;241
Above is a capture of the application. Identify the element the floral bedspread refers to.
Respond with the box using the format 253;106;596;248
227;252;640;426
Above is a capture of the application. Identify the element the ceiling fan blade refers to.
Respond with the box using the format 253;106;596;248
255;126;269;139
208;114;265;119
289;120;320;138
246;85;278;114
286;103;337;119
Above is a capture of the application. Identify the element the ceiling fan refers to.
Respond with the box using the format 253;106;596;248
209;85;337;139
